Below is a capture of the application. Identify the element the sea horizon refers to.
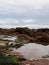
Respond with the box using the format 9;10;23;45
0;25;49;29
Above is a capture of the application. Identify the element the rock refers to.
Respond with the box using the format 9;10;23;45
29;38;36;42
18;34;31;42
15;27;31;35
0;27;49;45
37;28;49;32
37;36;49;42
19;59;49;65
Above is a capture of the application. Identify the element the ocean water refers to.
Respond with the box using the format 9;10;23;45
14;43;49;60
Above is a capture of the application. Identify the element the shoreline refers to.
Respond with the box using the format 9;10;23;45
0;27;49;45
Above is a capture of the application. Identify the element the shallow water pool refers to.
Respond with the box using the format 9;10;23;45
14;43;49;60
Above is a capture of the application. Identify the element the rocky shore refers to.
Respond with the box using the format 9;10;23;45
0;27;49;65
19;59;49;65
0;27;49;45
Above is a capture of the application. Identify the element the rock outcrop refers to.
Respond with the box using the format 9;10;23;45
0;27;49;45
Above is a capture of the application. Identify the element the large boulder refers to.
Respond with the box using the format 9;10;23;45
15;27;31;34
37;36;49;42
37;28;49;33
18;34;31;42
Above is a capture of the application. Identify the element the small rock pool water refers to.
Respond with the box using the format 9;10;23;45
13;43;49;60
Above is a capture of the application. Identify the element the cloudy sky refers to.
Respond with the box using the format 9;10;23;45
0;0;49;28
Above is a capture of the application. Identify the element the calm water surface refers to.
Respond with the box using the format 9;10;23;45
14;43;49;60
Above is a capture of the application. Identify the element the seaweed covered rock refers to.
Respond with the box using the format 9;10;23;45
18;34;31;42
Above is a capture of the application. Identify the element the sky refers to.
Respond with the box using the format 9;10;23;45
0;0;49;28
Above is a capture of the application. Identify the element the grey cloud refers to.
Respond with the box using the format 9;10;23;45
0;0;49;26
